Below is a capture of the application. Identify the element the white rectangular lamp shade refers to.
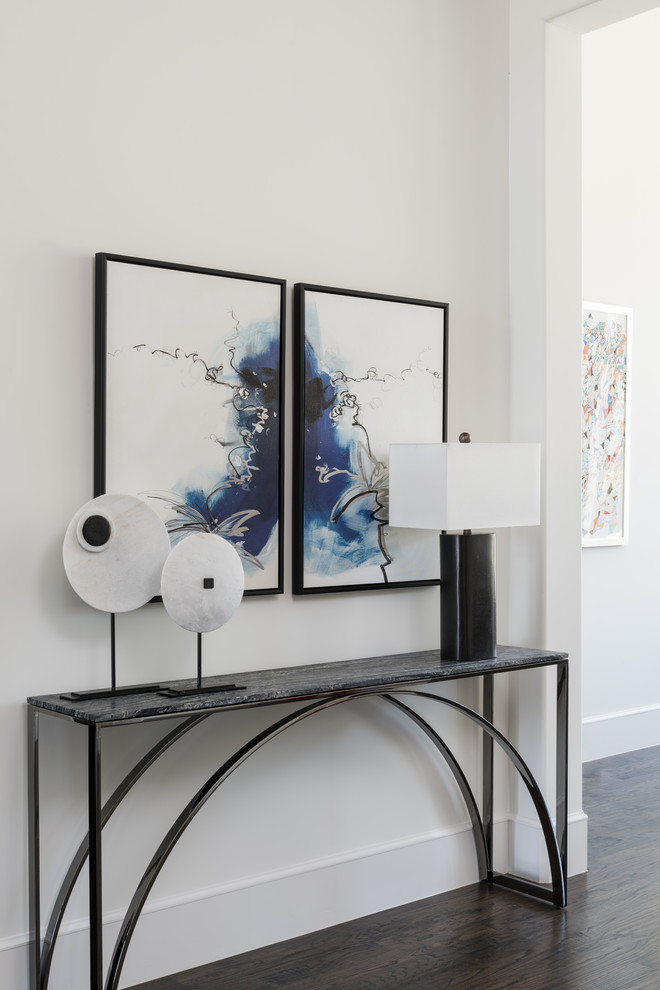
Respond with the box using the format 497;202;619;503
389;443;541;532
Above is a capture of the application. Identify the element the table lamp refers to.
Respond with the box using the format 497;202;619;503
389;435;541;662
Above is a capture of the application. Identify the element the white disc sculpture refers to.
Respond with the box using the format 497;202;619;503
63;493;170;613
160;531;244;633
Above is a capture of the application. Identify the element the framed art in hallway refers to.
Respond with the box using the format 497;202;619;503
293;282;448;594
95;253;286;595
581;301;632;547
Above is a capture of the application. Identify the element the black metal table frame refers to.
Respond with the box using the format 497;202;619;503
27;647;568;990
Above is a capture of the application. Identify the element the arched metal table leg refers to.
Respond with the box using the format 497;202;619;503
104;695;349;990
104;688;564;990
386;690;567;908
39;714;210;990
381;695;489;880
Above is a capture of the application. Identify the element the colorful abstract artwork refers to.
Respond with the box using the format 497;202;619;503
293;284;448;594
95;254;285;595
581;303;631;547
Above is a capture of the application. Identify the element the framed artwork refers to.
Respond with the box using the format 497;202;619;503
293;283;448;594
582;302;632;547
95;254;285;595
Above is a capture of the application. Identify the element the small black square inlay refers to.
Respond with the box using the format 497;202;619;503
203;577;214;589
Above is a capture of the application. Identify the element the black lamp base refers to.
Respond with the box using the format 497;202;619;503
440;532;496;662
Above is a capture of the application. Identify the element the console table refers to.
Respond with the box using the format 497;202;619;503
27;645;568;990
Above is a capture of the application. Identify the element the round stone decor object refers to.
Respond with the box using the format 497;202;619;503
63;493;171;613
160;532;244;633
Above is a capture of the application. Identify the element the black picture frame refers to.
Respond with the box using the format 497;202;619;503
293;282;448;595
95;253;286;597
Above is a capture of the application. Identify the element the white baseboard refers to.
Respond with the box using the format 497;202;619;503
582;704;660;762
509;812;588;882
2;815;587;990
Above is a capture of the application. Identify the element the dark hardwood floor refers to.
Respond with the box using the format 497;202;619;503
130;746;660;990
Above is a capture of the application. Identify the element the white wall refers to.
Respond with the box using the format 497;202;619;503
582;7;660;760
507;0;590;882
1;0;615;984
507;0;660;856
2;2;517;987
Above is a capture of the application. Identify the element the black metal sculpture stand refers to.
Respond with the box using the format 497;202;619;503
158;633;245;698
60;614;164;701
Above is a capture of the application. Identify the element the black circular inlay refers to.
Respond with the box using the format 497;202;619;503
81;514;112;548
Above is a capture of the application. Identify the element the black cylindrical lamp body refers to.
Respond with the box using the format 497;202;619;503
440;532;497;662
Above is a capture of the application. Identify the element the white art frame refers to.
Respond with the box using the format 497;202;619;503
581;301;632;548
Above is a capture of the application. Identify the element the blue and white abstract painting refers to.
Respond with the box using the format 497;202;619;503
100;256;284;594
294;285;447;593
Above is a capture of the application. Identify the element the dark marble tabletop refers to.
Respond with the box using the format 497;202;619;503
27;645;567;725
